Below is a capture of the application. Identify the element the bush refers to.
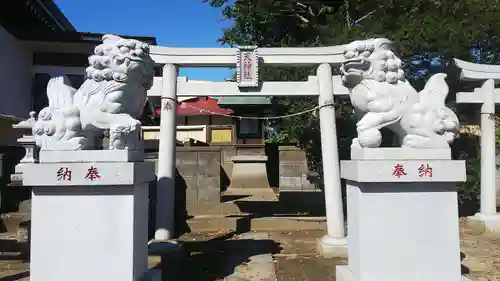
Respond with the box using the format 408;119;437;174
452;133;481;216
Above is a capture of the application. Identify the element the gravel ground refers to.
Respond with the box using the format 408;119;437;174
0;220;499;281
270;230;346;281
460;218;500;281
174;229;346;281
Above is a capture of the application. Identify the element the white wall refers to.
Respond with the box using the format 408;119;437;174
0;26;33;146
0;25;33;119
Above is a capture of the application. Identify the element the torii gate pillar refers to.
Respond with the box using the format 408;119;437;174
316;63;348;257
155;63;178;240
455;58;500;233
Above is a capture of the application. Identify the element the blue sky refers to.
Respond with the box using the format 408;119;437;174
54;0;233;81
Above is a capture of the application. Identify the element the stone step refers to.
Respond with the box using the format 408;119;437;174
219;201;316;216
0;233;26;253
217;189;325;216
0;259;29;271
219;188;281;216
187;215;326;232
0;232;19;240
222;188;279;202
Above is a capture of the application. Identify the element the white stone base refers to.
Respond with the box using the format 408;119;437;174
341;159;466;182
336;266;472;281
23;161;153;186
39;149;144;163
316;235;348;258
30;183;150;281
343;180;462;281
339;151;466;281
336;266;357;281
24;154;155;281
350;147;451;160
468;213;500;233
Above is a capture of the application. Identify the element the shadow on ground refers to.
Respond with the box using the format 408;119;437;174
461;252;470;275
0;239;29;281
0;271;29;281
161;230;281;281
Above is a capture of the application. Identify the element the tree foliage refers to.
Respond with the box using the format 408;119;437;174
205;0;500;79
204;0;500;212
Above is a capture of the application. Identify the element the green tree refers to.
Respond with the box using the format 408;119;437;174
204;0;500;213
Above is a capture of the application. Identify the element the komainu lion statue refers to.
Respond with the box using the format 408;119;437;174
340;38;460;148
33;34;155;150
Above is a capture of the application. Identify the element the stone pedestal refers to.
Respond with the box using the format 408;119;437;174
229;155;269;189
337;148;467;281
23;150;157;281
316;234;348;258
468;213;500;233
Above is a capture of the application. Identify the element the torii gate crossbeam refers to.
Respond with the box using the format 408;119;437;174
149;45;346;66
151;44;349;257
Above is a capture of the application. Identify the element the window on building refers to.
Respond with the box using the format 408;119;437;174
239;119;259;136
31;73;51;113
31;69;86;112
176;116;186;126
67;74;86;89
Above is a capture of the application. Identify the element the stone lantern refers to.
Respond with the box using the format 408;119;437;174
10;111;38;183
1;111;37;243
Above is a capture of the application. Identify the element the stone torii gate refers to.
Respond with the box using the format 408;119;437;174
148;44;351;255
455;58;500;232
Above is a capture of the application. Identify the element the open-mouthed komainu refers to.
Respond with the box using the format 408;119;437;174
340;38;459;148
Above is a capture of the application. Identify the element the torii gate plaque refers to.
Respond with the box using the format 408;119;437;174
236;45;259;88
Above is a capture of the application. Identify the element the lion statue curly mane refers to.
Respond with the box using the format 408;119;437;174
340;38;459;148
33;34;155;150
